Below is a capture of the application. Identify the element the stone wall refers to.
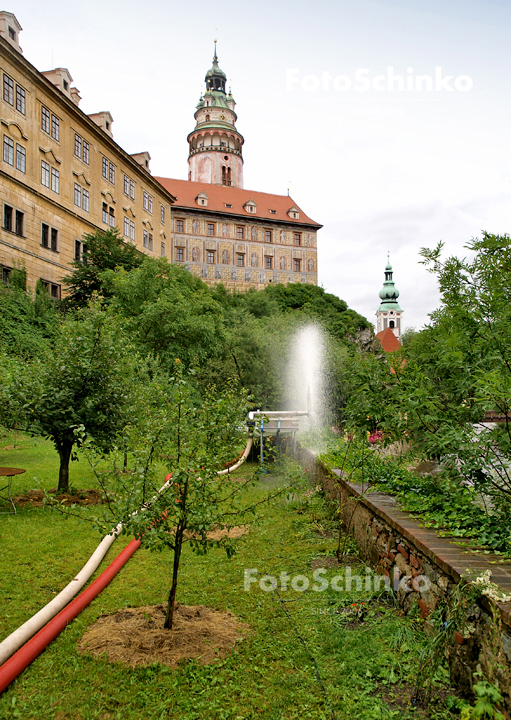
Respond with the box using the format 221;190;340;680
292;443;511;711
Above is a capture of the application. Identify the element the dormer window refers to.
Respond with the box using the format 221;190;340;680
287;206;300;220
196;191;209;207
8;26;15;40
270;209;277;214
225;203;232;208
63;79;68;91
244;199;257;214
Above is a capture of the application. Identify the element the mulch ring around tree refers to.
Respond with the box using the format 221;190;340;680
77;603;250;668
12;488;105;507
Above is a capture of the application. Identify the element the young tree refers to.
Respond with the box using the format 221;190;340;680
62;228;143;310
2;300;139;491
80;363;284;629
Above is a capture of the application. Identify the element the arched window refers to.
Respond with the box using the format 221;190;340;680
205;114;210;122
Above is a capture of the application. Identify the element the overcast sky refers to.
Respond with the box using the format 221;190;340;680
12;0;511;330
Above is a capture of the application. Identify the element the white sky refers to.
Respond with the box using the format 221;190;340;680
11;0;511;329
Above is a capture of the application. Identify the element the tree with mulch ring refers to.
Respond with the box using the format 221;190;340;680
75;362;289;634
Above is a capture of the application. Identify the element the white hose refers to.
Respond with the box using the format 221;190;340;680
0;435;253;664
217;436;253;475
0;474;174;665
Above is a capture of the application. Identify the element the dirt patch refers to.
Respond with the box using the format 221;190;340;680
204;525;248;541
12;488;105;507
77;603;249;668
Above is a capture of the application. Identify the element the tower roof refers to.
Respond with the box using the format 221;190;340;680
377;256;402;312
206;42;227;81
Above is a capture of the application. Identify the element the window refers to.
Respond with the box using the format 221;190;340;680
109;162;115;184
102;202;108;224
8;26;15;40
265;256;273;270
51;115;59;141
176;247;184;261
15;210;23;236
3;205;12;231
265;230;272;243
15;144;25;172
109;207;115;227
160;205;165;224
82;189;89;213
294;233;302;246
207;223;215;236
74;134;82;158
293;258;301;272
41;223;58;251
40;280;61;299
123;217;135;240
102;157;108;179
207;250;215;264
123;175;129;196
176;219;184;233
130;179;135;200
161;242;165;257
270;209;277;215
143;191;153;213
74;239;83;262
51;167;59;193
236;226;244;240
83;141;90;164
3;74;13;105
237;253;244;267
143;230;153;251
41;161;50;187
2;266;11;284
41;223;49;248
41;106;50;133
15;85;25;114
3;135;13;165
74;183;81;207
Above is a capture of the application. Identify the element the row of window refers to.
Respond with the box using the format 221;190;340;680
175;248;302;272
175;218;303;245
3;135;25;172
41;105;60;141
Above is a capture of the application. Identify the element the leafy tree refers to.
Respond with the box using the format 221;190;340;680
0;281;59;358
1;301;139;491
104;258;226;369
79;362;284;629
62;228;143;309
346;233;511;514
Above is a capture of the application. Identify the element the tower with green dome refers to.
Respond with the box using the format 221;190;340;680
376;255;403;339
187;43;245;188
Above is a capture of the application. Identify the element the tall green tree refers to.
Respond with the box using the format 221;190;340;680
62;228;143;310
1;301;139;491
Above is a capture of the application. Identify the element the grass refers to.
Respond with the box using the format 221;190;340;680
0;430;459;719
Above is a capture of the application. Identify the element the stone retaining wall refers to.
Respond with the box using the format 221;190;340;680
291;443;511;710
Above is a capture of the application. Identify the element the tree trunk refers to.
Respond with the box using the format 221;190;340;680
57;440;73;492
164;522;184;629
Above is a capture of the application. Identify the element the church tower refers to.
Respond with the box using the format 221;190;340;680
376;256;403;339
187;44;244;188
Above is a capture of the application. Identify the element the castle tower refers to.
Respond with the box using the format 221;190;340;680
376;256;403;339
187;43;244;188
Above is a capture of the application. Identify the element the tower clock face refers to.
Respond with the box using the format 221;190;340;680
220;114;225;120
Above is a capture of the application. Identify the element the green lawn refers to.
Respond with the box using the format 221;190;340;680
0;431;457;719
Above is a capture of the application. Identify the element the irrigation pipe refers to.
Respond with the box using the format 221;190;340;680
0;434;253;690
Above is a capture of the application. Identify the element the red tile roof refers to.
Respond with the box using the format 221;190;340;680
154;177;322;228
376;327;402;353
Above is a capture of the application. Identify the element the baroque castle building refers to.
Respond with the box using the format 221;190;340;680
0;17;319;295
156;47;321;289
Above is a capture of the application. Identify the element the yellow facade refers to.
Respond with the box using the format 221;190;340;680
0;20;175;296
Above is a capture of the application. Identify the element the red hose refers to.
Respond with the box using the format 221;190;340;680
0;538;140;694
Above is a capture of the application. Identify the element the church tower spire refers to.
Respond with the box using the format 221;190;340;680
376;255;403;339
187;44;244;187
